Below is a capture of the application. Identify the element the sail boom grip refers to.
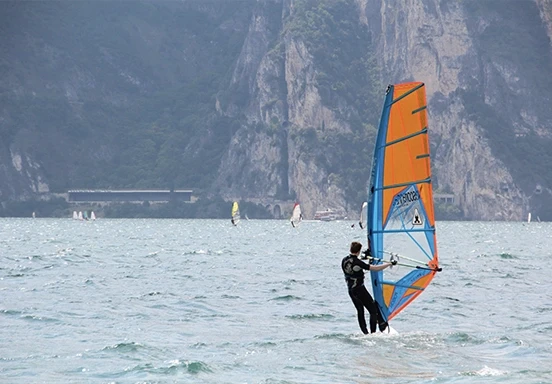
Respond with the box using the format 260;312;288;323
372;228;434;234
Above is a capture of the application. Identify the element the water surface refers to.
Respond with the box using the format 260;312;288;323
1;219;551;383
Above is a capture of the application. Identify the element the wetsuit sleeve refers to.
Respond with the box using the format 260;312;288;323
354;257;371;270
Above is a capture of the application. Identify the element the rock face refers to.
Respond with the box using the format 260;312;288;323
215;0;552;220
537;0;552;45
216;0;354;218
0;145;49;202
2;0;552;220
362;0;552;220
362;0;526;220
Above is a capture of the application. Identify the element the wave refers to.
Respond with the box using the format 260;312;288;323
4;273;27;278
221;294;240;299
102;341;146;353
499;252;517;259
445;332;485;345
0;309;23;317
18;313;61;323
461;365;507;376
183;249;208;255
269;295;303;301
285;313;334;320
315;332;356;341
115;360;213;375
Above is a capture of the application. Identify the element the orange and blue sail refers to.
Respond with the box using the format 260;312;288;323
367;82;440;322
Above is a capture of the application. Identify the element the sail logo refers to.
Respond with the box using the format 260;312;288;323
393;190;420;208
412;208;423;225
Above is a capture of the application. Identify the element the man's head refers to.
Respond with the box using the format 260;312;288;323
350;241;362;255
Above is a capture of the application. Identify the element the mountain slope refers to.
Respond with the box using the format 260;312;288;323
1;0;551;220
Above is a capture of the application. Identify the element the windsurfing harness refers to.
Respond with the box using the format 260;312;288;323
341;254;372;290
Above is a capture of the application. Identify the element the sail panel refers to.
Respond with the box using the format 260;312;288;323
359;202;367;229
290;203;302;227
382;83;433;225
232;202;240;224
368;82;439;322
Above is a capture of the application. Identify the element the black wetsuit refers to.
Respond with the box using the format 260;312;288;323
341;254;385;334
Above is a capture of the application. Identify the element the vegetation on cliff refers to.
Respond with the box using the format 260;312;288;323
1;0;551;220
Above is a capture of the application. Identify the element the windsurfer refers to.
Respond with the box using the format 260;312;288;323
341;241;395;334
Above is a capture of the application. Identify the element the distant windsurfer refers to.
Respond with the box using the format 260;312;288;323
341;241;396;334
231;218;236;226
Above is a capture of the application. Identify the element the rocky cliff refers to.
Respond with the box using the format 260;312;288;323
217;0;552;220
362;0;552;220
1;0;552;220
217;0;379;218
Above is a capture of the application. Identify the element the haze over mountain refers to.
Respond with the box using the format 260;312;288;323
1;0;551;220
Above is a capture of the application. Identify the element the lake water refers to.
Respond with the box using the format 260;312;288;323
0;218;551;383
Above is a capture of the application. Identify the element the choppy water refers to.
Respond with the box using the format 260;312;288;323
1;218;551;383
